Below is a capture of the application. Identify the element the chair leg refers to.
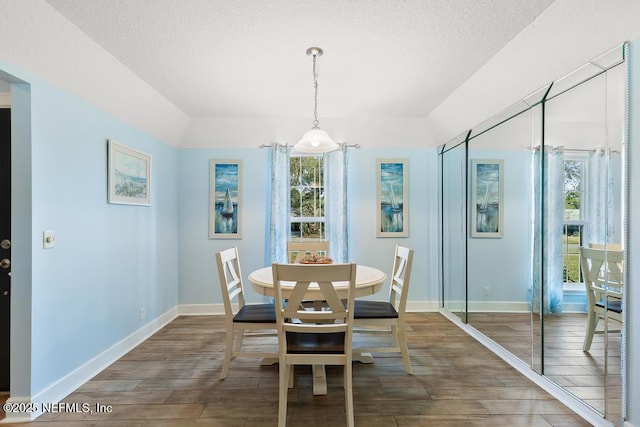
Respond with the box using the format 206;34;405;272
220;327;234;380
583;311;599;351
344;363;354;427
397;322;413;375
278;361;289;427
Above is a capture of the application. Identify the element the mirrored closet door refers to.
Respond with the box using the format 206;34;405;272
439;44;628;425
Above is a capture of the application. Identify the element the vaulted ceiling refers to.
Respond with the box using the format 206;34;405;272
44;0;553;119
3;1;640;148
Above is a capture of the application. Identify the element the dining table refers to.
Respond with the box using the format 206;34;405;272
247;263;387;395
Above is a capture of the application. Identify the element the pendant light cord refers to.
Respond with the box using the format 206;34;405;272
312;53;320;129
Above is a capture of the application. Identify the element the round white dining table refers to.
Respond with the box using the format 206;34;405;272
247;264;387;300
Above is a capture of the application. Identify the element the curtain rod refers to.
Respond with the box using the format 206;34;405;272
259;143;360;149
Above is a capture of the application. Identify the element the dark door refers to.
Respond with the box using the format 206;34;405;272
0;107;10;391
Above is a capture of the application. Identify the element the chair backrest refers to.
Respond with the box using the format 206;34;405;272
389;245;414;312
287;241;329;263
272;263;357;350
589;243;624;251
216;247;246;315
579;246;624;309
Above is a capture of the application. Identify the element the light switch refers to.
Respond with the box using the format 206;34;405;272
43;230;55;249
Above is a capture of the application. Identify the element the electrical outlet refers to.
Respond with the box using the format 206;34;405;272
483;286;490;297
43;230;56;249
140;307;146;320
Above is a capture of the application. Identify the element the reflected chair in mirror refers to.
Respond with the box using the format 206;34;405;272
272;262;357;427
216;247;277;380
287;241;329;263
579;246;624;352
589;242;623;251
352;245;414;374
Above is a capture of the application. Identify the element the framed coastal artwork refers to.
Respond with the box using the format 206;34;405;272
376;159;408;237
107;140;151;206
209;159;242;239
471;159;504;238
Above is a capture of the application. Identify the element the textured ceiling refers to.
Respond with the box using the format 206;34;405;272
44;0;554;119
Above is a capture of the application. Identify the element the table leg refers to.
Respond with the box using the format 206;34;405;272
260;357;278;366
312;364;327;395
353;352;374;364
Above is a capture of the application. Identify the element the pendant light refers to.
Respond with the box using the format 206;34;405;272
294;47;338;154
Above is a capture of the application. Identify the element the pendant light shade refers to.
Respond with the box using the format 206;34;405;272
296;129;339;153
293;47;337;154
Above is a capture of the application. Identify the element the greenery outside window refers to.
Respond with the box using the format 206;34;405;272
562;158;585;283
290;155;325;241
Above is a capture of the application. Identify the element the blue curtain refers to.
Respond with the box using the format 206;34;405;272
269;143;290;263
587;148;608;245
324;144;348;262
532;146;564;314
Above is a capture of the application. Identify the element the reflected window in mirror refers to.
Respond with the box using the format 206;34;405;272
562;155;586;285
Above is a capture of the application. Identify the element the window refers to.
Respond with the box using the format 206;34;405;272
562;158;585;283
289;155;325;241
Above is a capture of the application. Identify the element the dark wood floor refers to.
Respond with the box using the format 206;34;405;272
469;311;621;423
4;313;592;426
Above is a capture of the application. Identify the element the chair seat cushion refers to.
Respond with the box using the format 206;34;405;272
354;300;398;319
233;303;276;323
286;332;345;354
595;299;622;313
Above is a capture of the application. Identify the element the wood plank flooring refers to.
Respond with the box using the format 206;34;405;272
3;313;592;426
469;311;621;424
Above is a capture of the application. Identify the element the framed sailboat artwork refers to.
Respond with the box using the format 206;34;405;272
376;159;408;237
209;160;242;239
471;159;503;238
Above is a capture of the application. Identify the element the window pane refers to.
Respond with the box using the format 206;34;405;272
562;224;583;283
564;190;581;220
290;155;325;242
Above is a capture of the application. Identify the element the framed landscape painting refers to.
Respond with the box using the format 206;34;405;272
108;140;151;206
209;159;242;239
471;159;504;238
376;159;408;237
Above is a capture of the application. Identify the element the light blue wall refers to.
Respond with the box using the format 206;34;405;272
2;60;180;395
177;148;271;304
177;147;440;306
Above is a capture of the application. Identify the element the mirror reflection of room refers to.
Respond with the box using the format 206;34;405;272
439;45;626;425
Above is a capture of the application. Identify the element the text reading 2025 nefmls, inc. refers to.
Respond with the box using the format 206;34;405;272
3;402;113;414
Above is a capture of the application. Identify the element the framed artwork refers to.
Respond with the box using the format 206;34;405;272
471;159;504;238
209;160;242;239
107;140;151;206
376;159;408;237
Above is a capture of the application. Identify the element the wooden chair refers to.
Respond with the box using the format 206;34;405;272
215;247;277;379
272;262;357;427
589;242;623;251
579;246;624;351
352;245;414;374
287;241;329;263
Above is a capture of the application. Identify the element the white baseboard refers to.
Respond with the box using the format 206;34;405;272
406;300;439;312
2;306;179;422
178;303;225;315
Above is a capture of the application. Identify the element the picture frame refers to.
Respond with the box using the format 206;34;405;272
471;159;504;238
376;159;408;237
107;140;151;206
209;159;242;239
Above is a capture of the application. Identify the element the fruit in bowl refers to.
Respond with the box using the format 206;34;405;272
298;254;333;264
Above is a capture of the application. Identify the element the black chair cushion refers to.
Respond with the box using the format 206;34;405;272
353;300;398;319
595;299;622;313
233;303;276;323
286;332;345;354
